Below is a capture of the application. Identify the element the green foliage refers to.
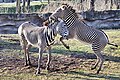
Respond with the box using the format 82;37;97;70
0;2;47;13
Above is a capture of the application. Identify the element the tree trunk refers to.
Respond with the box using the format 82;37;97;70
116;0;120;9
90;0;95;11
27;0;30;13
48;0;50;4
21;0;26;13
16;0;21;14
110;0;113;9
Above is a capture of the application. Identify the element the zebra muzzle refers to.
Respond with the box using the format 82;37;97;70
62;35;68;40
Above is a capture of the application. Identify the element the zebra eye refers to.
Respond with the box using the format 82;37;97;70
56;10;59;12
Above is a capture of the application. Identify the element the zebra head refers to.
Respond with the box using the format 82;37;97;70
49;4;77;21
56;18;69;39
47;18;69;39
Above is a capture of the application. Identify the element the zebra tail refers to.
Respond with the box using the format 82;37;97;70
108;43;118;47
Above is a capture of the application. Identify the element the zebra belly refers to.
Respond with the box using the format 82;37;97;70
75;33;94;44
24;30;41;47
75;28;99;44
75;36;93;44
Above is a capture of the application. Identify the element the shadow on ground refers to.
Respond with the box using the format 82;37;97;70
64;71;120;80
52;48;120;62
0;35;120;62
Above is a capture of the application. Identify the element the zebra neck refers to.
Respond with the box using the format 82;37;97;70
45;27;56;46
64;12;76;28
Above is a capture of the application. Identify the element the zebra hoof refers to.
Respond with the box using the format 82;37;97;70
91;67;96;70
47;70;52;73
28;63;32;66
24;63;28;66
36;71;41;75
96;70;100;74
46;66;50;71
66;46;70;49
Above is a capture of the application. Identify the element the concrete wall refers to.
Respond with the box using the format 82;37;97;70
0;12;52;34
81;10;120;29
0;10;120;34
0;13;45;34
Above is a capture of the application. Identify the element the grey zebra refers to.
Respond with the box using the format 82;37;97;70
18;20;69;74
49;4;118;74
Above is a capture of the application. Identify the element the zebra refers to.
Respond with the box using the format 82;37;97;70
18;19;69;74
49;4;118;74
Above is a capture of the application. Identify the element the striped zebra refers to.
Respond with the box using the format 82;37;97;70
18;19;69;74
49;4;118;74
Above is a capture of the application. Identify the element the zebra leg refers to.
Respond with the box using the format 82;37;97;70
23;44;28;66
96;52;104;74
46;46;51;72
92;51;104;74
91;42;105;73
94;39;107;74
36;47;43;75
20;36;28;66
91;56;100;70
26;44;32;66
92;50;104;74
60;37;69;49
91;42;100;70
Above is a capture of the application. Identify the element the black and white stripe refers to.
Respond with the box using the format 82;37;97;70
62;9;106;51
45;26;57;46
64;10;76;28
50;4;118;74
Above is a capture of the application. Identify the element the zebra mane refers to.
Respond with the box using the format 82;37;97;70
62;4;78;18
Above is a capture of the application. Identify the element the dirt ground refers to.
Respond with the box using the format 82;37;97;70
0;51;97;75
0;34;119;76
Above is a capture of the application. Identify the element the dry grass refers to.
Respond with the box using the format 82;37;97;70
0;30;120;80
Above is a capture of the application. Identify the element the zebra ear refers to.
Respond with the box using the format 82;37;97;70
68;6;73;10
58;18;62;21
61;5;67;10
